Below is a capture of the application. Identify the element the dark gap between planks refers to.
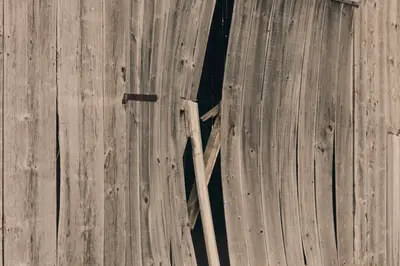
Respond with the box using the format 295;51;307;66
184;0;234;265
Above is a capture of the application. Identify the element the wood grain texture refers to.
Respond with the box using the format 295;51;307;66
3;0;57;265
103;0;129;265
0;0;3;263
354;0;389;264
57;0;105;265
387;134;400;266
222;0;354;265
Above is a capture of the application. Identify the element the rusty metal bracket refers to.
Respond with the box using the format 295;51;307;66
122;93;158;104
332;0;360;7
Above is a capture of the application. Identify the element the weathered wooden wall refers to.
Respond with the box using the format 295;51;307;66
0;0;399;265
0;0;215;265
220;0;400;265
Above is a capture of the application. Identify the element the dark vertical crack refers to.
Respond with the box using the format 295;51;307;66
56;102;60;237
332;136;337;249
279;191;288;264
187;0;234;265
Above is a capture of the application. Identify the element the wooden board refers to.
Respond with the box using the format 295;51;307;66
57;0;105;265
387;134;400;266
0;0;3;263
3;0;57;265
353;1;389;264
103;0;130;265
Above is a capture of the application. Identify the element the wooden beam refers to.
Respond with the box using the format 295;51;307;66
187;116;221;228
185;100;220;266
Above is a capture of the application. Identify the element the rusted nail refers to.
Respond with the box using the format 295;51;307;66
122;93;158;104
332;0;360;7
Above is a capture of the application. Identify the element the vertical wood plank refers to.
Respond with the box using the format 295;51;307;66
354;0;388;264
3;0;57;265
0;0;3;264
335;4;354;266
126;0;143;264
57;0;105;265
387;134;400;266
103;0;129;265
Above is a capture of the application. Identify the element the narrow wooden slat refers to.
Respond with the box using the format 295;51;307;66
0;0;4;263
354;1;388;264
297;1;325;265
3;0;57;265
126;0;143;264
314;2;342;265
185;100;220;266
57;0;105;265
201;103;220;122
103;0;129;264
335;4;354;265
187;116;221;228
387;134;400;266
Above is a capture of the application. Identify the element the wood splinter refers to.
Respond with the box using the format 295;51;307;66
332;0;360;7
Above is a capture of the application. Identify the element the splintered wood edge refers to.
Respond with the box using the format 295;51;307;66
201;102;220;121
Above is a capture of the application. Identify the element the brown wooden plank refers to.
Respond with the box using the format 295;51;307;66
0;0;3;263
334;4;354;265
57;0;105;265
126;0;143;264
297;1;325;265
103;0;130;265
3;0;57;265
387;134;400;266
354;1;388;264
185;100;220;266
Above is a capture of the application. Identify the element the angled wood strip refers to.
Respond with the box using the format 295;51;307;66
187;116;221;229
57;0;105;265
387;134;400;266
103;0;130;264
185;100;220;266
201;103;220;122
4;0;57;265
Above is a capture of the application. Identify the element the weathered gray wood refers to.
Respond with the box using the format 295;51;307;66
3;0;57;265
185;100;220;266
57;0;105;265
126;0;143;265
104;0;129;265
387;134;400;266
354;1;388;264
187;116;221;229
201;103;220;121
0;0;3;263
297;2;325;265
335;4;354;265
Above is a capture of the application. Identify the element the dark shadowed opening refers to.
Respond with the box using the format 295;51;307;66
183;0;234;265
